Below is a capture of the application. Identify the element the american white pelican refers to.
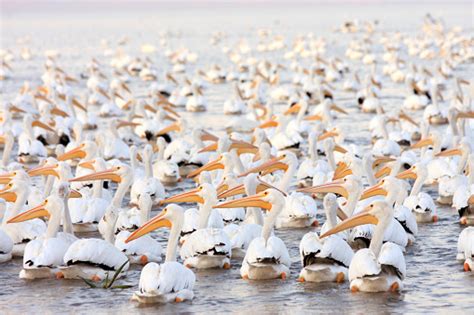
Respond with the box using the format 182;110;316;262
0;177;47;257
216;189;291;280
321;200;406;292
115;193;163;265
125;204;196;303
7;182;78;279
161;183;232;269
298;193;353;283
18;115;56;163
153;137;180;185
242;152;318;228
0;200;13;262
130;144;164;205
59;166;133;281
457;227;474;272
397;163;438;223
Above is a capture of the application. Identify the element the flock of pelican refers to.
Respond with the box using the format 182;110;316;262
0;14;473;304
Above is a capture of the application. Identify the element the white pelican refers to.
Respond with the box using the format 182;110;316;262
397;163;438;223
0;177;47;256
125;204;196;303
321;200;406;292
153;137;180;185
0;200;13;262
216;189;291;280
242;152;318;228
296;130;332;187
7;182;78;279
130;144;164;205
457;227;474;272
18;115;56;163
115;193;163;265
161;183;232;269
298;193;353;283
59;166;133;281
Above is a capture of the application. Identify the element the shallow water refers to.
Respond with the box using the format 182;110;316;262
1;1;474;313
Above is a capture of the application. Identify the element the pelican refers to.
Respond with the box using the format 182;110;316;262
457;227;474;272
298;193;353;283
115;193;163;265
153;137;180;185
242;152;318;228
0;177;47;256
397;163;438;223
321;200;406;292
126;204;196;303
0;200;13;263
161;183;232;269
130;144;164;205
216;189;291;280
7;182;78;279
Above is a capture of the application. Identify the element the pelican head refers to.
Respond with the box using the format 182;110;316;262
57;140;97;161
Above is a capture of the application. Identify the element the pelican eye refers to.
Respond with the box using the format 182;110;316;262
264;191;269;196
199;186;203;190
370;204;374;208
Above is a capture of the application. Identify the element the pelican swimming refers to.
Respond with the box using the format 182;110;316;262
126;204;196;303
321;200;406;292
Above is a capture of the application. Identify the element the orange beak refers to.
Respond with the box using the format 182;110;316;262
69;167;122;183
0;184;17;202
320;207;378;238
298;179;349;199
125;209;171;243
360;181;387;200
214;191;272;210
27;164;59;178
239;155;287;178
160;188;204;204
396;167;417;180
7;201;50;223
58;144;86;161
187;156;225;179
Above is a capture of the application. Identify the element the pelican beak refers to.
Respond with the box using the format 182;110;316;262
58;144;86;161
125;210;171;243
0;173;13;184
411;137;433;149
387;117;399;124
457;111;474;119
216;183;229;196
187;156;224;178
284;104;301;115
258;120;278;129
218;178;276;199
372;156;395;169
160;188;204;204
163;105;181;118
157;122;180;135
331;103;348;114
0;184;17;202
396;167;417;180
144;104;157;113
72;99;87;112
374;165;391;178
97;87;110;99
27;164;59;178
320;208;378;238
198;142;217;153
304;114;323;121
334;145;347;154
34;94;53;104
231;141;258;155
399;111;419;127
214;191;272;210
7;201;49;223
78;160;95;170
32;120;55;133
298;179;348;199
360;181;387;200
201;130;218;142
51;107;69;117
318;130;338;141
9;105;26;113
333;162;352;180
121;82;131;94
239;155;287;177
69;190;82;198
435;148;462;157
69;167;122;183
117;120;140;129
